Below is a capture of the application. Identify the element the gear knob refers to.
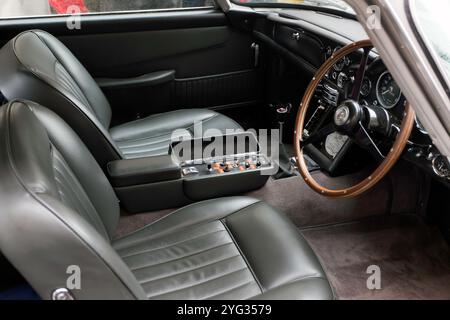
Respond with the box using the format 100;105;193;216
276;103;292;115
275;103;293;124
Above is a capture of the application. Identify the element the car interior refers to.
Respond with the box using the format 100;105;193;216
0;1;449;300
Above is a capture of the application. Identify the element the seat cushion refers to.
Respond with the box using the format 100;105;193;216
113;197;334;300
110;109;242;159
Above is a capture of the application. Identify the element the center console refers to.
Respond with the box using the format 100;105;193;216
108;132;274;213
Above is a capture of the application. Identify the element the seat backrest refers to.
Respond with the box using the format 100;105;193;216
0;30;122;167
0;100;145;299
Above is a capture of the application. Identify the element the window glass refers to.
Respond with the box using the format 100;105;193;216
0;0;214;19
411;0;450;89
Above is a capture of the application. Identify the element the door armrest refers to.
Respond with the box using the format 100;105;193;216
96;70;175;89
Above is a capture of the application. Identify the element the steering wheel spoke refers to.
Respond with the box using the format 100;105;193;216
350;46;373;101
353;122;386;161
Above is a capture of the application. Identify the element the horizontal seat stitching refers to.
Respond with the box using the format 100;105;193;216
112;121;195;143
146;267;249;299
117;229;226;254
114;131;177;143
123;151;166;159
137;254;241;285
120;145;171;154
119;229;227;258
129;241;234;271
119;143;171;151
112;120;191;143
205;281;257;300
112;113;218;143
119;139;171;149
117;135;173;149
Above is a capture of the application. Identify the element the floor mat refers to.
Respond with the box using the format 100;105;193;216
302;214;450;300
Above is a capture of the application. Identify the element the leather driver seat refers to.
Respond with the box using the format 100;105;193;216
0;100;333;300
0;30;243;167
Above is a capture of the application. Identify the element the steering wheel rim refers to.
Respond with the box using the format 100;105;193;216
294;39;415;198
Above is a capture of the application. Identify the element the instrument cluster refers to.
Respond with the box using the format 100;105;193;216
325;48;404;114
313;45;450;184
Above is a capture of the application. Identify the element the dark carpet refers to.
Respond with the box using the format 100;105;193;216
302;214;450;300
245;161;421;228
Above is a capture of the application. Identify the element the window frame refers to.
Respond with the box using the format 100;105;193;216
229;0;356;20
0;0;217;21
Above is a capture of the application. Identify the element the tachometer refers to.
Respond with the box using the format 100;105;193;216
376;71;402;109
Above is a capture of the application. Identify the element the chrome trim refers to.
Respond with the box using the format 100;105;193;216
334;105;350;126
432;155;450;178
365;106;380;130
415;116;429;135
52;288;75;301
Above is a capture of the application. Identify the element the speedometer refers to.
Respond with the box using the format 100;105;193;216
376;71;402;109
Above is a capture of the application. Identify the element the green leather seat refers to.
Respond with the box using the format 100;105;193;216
0;100;333;300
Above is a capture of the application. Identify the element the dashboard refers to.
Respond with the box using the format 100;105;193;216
243;7;450;185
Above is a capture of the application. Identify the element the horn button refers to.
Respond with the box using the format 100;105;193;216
333;100;363;133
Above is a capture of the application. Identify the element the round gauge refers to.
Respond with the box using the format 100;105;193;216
325;132;349;159
337;72;348;88
360;77;372;97
333;59;346;72
332;47;345;71
432;155;450;179
376;71;402;109
344;56;351;66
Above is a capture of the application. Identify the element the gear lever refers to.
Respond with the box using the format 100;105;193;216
270;103;297;179
275;103;292;144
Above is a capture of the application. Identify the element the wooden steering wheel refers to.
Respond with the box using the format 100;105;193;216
294;40;415;198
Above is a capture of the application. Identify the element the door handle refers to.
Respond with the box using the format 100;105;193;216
251;43;260;68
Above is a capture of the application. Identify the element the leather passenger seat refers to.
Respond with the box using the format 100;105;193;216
0;100;333;300
0;30;243;166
